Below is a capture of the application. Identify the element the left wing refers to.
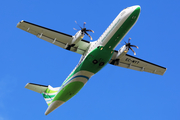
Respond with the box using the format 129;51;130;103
109;51;167;75
16;20;90;55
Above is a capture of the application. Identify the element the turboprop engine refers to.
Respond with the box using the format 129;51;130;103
72;21;94;43
71;30;84;45
116;38;139;59
66;21;94;50
110;38;138;65
116;45;129;59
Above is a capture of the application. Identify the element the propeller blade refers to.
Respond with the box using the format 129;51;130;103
124;38;138;55
130;45;139;49
74;21;93;40
85;32;93;40
86;29;94;33
73;28;79;31
128;38;131;43
75;21;82;29
130;47;136;55
83;22;86;28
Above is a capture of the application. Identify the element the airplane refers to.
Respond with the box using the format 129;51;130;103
16;5;166;115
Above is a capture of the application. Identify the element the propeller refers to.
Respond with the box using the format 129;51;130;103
74;21;94;40
125;38;139;55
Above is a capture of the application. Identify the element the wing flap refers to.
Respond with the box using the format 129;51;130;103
109;52;167;75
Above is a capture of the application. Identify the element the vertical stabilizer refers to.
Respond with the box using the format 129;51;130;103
42;85;60;106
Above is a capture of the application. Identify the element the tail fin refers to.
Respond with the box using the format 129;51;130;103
25;83;60;106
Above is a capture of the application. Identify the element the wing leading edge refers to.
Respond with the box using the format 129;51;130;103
109;51;167;75
16;20;90;55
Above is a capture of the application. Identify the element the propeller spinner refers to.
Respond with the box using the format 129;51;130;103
125;38;139;55
73;21;94;40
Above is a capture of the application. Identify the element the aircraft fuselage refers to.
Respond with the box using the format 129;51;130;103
45;5;141;115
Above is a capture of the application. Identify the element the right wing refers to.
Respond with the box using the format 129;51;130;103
16;20;90;55
109;51;167;75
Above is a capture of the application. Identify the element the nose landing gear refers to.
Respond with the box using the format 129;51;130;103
92;60;98;64
92;59;105;66
99;62;104;66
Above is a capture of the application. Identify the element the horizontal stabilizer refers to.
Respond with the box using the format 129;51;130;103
25;83;61;106
25;83;48;93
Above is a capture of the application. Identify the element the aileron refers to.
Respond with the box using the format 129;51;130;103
17;20;72;37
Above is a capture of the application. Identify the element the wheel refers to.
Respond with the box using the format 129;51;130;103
92;60;98;64
99;62;104;66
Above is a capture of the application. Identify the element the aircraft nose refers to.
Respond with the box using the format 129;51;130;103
135;5;141;12
133;5;141;13
130;5;141;16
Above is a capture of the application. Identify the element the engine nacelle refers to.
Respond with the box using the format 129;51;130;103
109;45;129;65
71;30;84;45
116;45;129;59
66;30;84;50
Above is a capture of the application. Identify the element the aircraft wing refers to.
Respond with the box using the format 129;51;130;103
16;20;90;55
109;51;167;75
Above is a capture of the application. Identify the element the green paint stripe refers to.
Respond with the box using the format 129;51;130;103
63;46;114;84
42;93;56;98
53;81;84;102
48;90;58;93
63;75;89;86
47;103;51;106
104;7;140;49
45;88;58;94
101;18;121;42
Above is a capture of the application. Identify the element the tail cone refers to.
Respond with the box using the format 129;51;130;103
45;100;65;115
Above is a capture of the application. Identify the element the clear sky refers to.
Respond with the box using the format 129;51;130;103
1;0;180;120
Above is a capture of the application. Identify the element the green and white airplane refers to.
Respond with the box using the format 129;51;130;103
17;5;166;115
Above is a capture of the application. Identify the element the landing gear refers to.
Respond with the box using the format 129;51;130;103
92;60;105;66
99;62;105;66
92;60;98;64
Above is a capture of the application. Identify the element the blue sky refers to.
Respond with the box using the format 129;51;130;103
1;0;180;120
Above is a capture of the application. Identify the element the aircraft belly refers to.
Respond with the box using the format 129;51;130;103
54;81;85;102
44;80;85;115
45;71;93;115
80;46;114;74
52;46;114;104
